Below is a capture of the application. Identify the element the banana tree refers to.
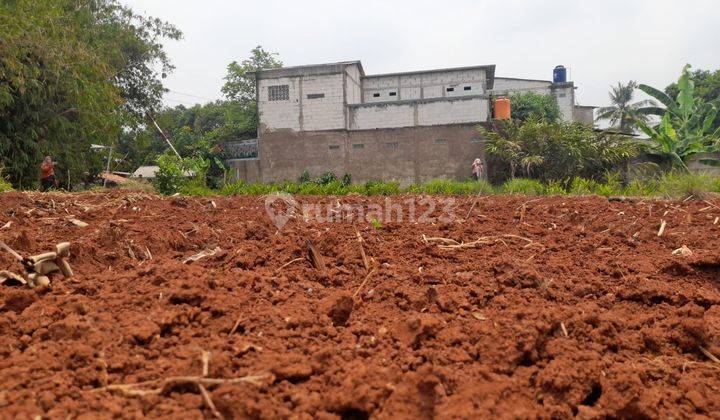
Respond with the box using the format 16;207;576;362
637;64;720;170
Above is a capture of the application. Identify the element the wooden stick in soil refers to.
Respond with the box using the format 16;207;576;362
306;240;326;272
356;231;370;273
700;346;720;364
465;198;479;220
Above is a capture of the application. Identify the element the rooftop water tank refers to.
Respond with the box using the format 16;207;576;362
553;65;567;84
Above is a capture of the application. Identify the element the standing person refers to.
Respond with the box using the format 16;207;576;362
471;158;484;181
40;156;55;191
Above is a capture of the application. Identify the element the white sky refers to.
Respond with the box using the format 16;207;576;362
123;0;720;110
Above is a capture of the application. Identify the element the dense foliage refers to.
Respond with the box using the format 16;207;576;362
637;65;720;170
666;68;720;131
479;118;639;183
0;0;180;188
507;92;561;122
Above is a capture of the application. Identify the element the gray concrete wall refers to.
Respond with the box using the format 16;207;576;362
258;124;484;184
227;158;261;183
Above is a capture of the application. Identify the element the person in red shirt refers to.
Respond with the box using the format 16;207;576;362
40;156;55;191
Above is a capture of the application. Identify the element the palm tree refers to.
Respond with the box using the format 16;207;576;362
595;81;656;134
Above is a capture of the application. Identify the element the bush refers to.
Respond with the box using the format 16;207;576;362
298;170;311;184
508;92;561;122
154;154;209;195
364;181;401;196
315;171;337;185
544;181;567;195
412;179;494;195
480;118;639;183
656;171;716;199
501;178;544;195
0;167;13;192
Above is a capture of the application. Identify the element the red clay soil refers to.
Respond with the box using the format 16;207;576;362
1;190;720;418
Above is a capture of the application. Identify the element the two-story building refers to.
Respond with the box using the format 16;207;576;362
226;61;594;184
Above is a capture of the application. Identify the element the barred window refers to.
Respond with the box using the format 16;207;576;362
268;85;289;101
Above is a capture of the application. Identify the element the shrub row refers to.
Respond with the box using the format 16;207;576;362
174;172;720;199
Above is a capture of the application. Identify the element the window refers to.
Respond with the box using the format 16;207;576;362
386;142;399;149
268;85;289;101
464;86;472;91
352;143;364;149
328;144;340;150
446;87;455;92
558;93;567;98
469;137;481;144
435;138;447;145
307;93;325;99
372;93;380;98
389;92;397;96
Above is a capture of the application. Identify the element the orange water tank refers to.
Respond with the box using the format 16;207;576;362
493;97;511;120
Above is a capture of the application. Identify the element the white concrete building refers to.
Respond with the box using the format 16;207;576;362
230;61;595;183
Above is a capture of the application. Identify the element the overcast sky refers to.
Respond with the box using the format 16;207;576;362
123;0;720;111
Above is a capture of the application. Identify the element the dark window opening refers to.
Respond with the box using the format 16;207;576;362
386;142;399;149
389;92;397;96
446;87;455;92
469;137;481;143
372;93;380;98
464;86;472;91
435;138;447;145
352;143;364;149
307;93;325;99
328;144;340;150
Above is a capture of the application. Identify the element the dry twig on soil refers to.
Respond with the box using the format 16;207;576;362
275;257;306;273
423;234;543;250
353;269;376;298
183;247;221;264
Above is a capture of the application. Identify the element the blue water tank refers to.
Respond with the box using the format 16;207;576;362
553;65;567;83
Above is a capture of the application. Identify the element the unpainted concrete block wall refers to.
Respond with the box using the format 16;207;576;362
301;74;345;131
362;68;487;102
259;124;484;184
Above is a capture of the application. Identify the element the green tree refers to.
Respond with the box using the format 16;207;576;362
595;81;656;134
666;68;720;131
221;46;283;104
480;118;639;183
0;0;180;188
636;65;720;171
507;92;561;122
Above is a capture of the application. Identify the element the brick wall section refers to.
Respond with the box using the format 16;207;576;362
227;159;261;183
259;124;484;184
362;68;487;102
301;74;345;131
258;77;301;131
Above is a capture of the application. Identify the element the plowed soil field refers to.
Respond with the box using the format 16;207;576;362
1;191;720;419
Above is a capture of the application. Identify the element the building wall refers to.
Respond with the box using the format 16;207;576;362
551;83;575;122
492;78;552;94
259;124;484;184
348;96;488;130
257;76;301;131
574;106;595;125
227;159;261;183
362;68;487;103
301;73;345;131
345;64;363;105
